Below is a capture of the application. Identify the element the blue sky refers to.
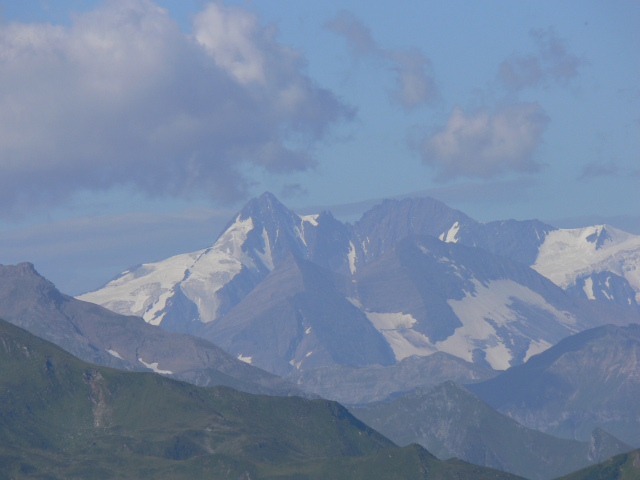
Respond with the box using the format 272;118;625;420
0;0;638;294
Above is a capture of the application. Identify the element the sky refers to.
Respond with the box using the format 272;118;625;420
0;0;638;295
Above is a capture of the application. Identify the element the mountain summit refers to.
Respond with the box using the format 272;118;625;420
79;192;352;333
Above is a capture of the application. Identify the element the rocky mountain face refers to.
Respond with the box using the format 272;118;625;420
350;381;630;480
351;197;556;266
197;254;396;377
287;352;497;405
468;323;640;446
0;262;302;396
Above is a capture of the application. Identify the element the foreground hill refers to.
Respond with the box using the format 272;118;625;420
0;262;301;396
555;448;640;480
350;382;630;480
0;318;524;479
468;324;640;446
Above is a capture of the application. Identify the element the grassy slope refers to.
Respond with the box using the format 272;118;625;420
0;318;524;479
555;449;640;480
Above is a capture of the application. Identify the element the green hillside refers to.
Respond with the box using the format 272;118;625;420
555;449;640;480
0;318;523;479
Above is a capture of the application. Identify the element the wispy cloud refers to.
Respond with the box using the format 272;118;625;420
326;10;437;109
280;183;308;199
578;161;620;180
499;27;586;91
420;103;549;181
0;0;353;217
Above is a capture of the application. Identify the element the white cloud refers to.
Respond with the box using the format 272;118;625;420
326;10;437;109
421;103;549;181
0;0;352;217
499;27;586;91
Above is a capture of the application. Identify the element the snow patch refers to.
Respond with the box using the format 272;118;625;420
106;349;123;360
346;297;363;309
380;328;437;361
348;241;357;274
362;238;368;255
138;358;173;375
440;279;577;370
583;277;595;300
179;216;255;323
523;338;552;362
78;251;200;321
299;214;319;226
254;227;274;270
444;222;460;243
533;225;640;303
237;354;252;364
365;311;436;361
305;326;312;334
366;312;417;330
79;214;258;325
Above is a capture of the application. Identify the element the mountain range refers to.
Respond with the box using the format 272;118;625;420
3;191;640;479
79;192;640;379
2;265;638;478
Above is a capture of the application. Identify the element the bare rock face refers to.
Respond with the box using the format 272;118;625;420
199;255;395;377
468;323;640;446
286;352;497;405
350;381;631;480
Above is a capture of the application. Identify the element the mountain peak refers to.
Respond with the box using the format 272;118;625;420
233;191;297;231
242;191;286;213
9;262;39;276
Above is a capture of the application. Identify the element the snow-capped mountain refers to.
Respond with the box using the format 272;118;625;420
351;235;633;371
80;192;640;379
79;192;352;333
197;232;637;375
532;225;640;310
351;196;556;267
355;197;640;312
